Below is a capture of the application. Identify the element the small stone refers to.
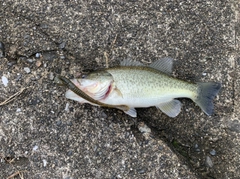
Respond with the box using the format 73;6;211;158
16;108;21;112
210;149;216;156
116;175;122;178
36;60;42;67
158;146;163;150
49;72;54;80
35;53;41;58
42;159;47;167
2;76;8;87
24;67;31;73
27;59;33;63
60;55;65;60
195;148;200;152
16;74;22;81
59;41;66;49
65;103;69;112
67;150;73;156
137;168;146;174
56;120;62;126
194;144;200;152
138;122;151;133
100;111;107;118
33;145;38;151
206;156;213;168
7;61;17;66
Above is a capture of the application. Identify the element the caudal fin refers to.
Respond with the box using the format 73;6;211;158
194;82;221;115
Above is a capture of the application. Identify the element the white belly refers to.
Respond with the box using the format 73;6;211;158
100;89;176;108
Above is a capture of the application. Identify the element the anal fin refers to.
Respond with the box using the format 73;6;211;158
157;99;182;117
124;108;137;117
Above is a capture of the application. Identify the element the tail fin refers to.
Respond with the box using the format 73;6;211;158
194;82;221;115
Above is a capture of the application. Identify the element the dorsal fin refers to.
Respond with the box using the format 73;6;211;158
149;57;173;75
120;59;144;66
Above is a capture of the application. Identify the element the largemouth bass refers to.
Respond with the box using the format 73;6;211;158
62;58;221;117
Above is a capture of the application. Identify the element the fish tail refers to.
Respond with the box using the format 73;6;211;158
194;82;221;115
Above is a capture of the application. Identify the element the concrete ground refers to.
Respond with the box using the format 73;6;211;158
0;0;239;178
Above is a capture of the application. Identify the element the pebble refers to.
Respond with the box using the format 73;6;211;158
27;58;33;63
16;108;21;112
137;168;146;174
59;41;66;49
36;60;42;67
49;72;54;80
194;144;200;152
138;122;151;133
65;103;69;111
100;111;107;118
158;146;163;150
205;156;213;168
60;55;65;60
210;149;216;156
2;76;8;87
67;150;73;156
7;61;17;66
33;145;38;151
35;52;41;58
24;67;31;73
42;159;47;167
16;74;22;81
56;120;62;126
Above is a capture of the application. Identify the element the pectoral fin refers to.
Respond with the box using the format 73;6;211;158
157;99;182;117
65;90;88;104
115;88;123;98
124;108;137;117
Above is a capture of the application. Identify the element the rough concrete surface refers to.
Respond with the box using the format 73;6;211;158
0;0;239;178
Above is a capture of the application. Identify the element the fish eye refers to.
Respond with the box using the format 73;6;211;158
82;74;87;78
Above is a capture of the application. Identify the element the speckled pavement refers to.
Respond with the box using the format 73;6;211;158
0;1;239;178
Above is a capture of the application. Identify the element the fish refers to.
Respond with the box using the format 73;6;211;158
63;57;221;118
